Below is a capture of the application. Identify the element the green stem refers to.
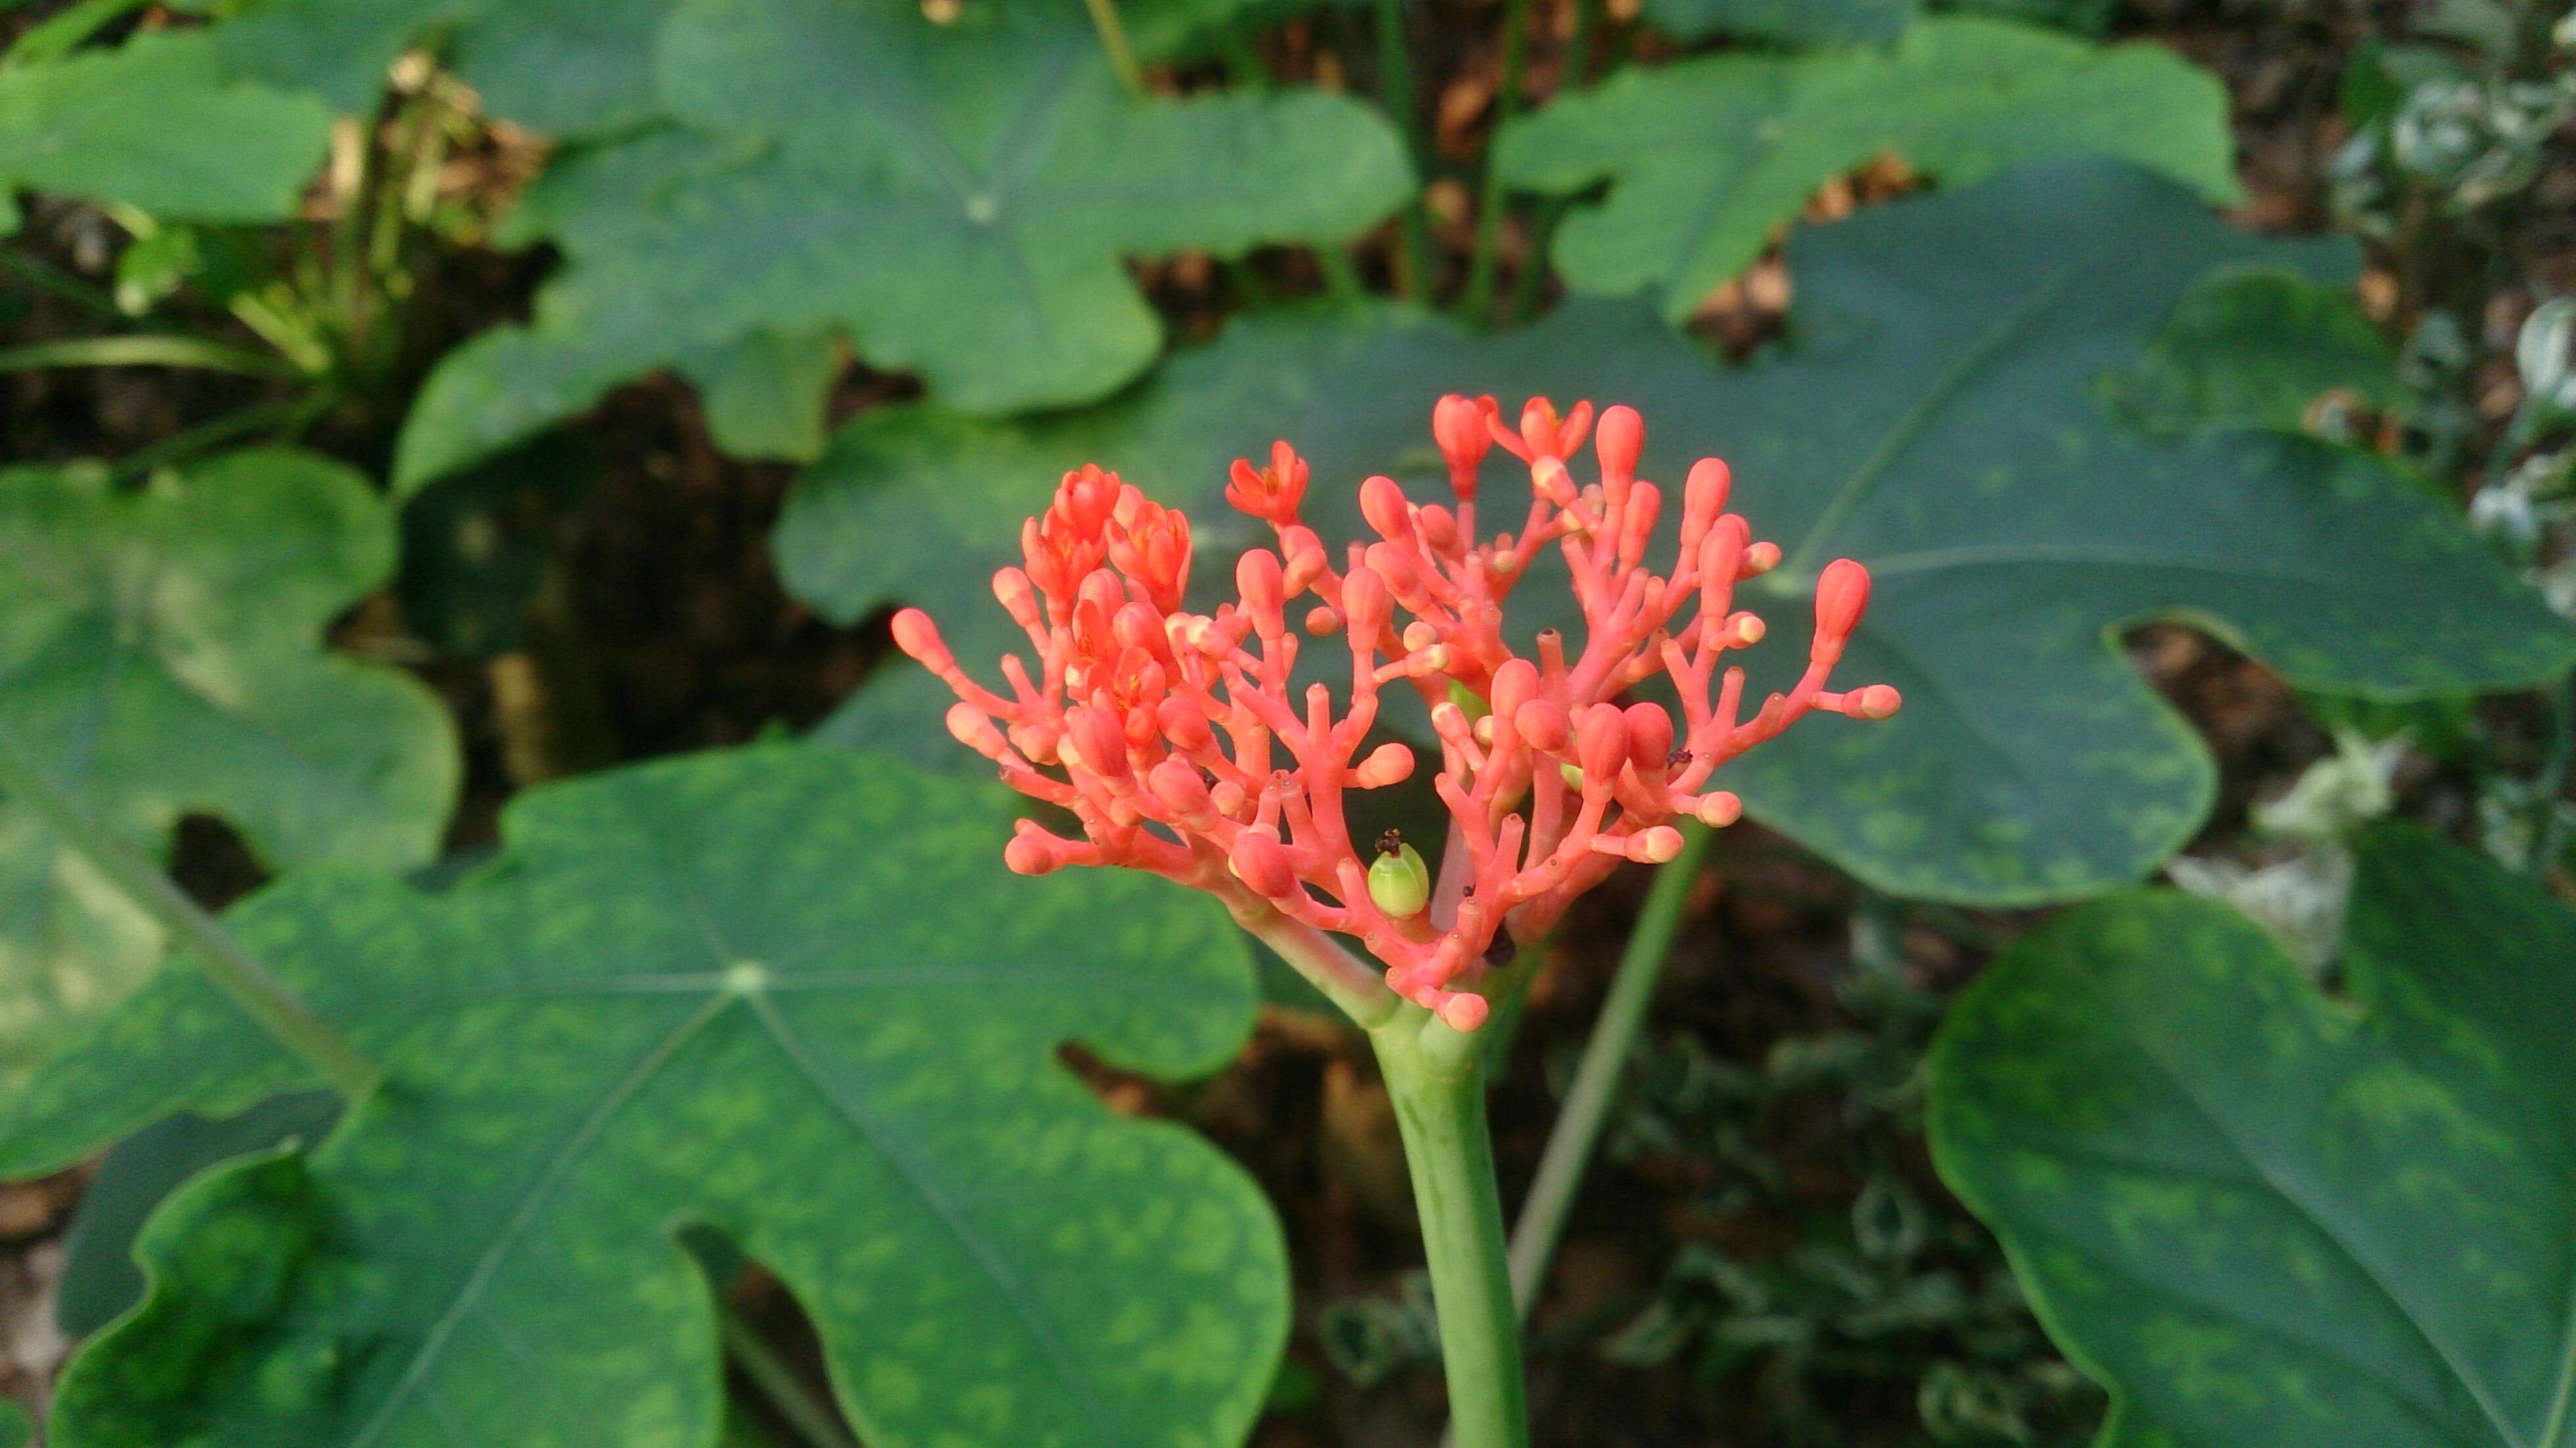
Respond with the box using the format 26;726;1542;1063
1461;0;1532;321
1373;1013;1530;1448
718;1305;860;1448
0;246;121;317
1083;0;1149;98
0;334;300;378
0;721;379;1101
1502;819;1711;1315
1373;0;1435;299
1314;242;1367;302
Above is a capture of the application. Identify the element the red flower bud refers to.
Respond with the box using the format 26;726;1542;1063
1359;474;1414;545
1623;702;1674;771
1433;394;1494;496
1351;742;1415;788
1236;548;1284;622
1148;757;1214;818
1576;704;1630;782
1157;694;1214;750
1515;699;1569;752
1595;404;1643;486
1488;658;1538;723
1814;559;1872;662
1684;457;1731;525
890;608;945;666
1845;684;1902;720
1065;707;1128;778
1341;566;1391;641
1228;831;1298;898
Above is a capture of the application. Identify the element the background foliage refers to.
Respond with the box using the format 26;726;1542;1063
1;0;2572;1443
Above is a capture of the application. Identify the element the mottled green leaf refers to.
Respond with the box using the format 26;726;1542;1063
780;160;2575;903
1494;16;2238;322
1927;825;2576;1447
2105;269;2409;435
212;0;681;138
56;1091;340;1338
0;449;458;1077
0;32;331;233
9;744;1282;1448
391;0;1413;491
1640;0;1909;47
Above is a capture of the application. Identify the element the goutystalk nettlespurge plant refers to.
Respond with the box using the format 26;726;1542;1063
894;394;1898;1445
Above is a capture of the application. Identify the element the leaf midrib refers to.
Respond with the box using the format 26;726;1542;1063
1779;258;2080;579
2084;968;2536;1448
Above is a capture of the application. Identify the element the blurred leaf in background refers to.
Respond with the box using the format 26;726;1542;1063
392;0;1413;490
0;451;457;1082
0;31;331;235
1494;17;2237;323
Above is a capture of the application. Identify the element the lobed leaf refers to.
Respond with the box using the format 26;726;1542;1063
1494;16;2239;323
10;744;1284;1448
0;32;331;234
392;0;1414;492
778;160;2575;903
211;0;682;139
1928;825;2576;1447
0;449;457;1079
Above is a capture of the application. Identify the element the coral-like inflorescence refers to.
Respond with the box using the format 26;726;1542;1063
894;397;1899;1031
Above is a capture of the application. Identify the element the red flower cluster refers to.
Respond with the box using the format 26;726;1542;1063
893;397;1898;1031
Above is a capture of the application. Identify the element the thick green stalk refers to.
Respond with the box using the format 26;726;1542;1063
1373;0;1436;298
0;722;380;1100
1373;1014;1529;1448
1502;819;1711;1315
0;335;301;378
1461;0;1533;321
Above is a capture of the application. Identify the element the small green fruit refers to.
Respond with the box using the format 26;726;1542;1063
1368;842;1431;916
1446;679;1490;721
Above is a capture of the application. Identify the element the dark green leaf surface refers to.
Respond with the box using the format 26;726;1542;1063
1639;0;1908;47
1493;16;2237;321
9;745;1282;1448
1928;825;2576;1447
781;160;2574;903
212;0;681;138
56;1091;341;1338
0;32;331;233
0;449;457;1076
2104;269;2409;435
391;0;1413;491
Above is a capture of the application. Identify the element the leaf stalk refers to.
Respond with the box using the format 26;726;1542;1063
0;721;380;1101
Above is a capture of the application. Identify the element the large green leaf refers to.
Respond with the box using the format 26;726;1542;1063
2103;269;2410;436
0;31;331;233
390;0;1413;492
1493;16;2238;323
0;449;457;1076
8;744;1282;1448
779;160;2575;904
1927;825;2576;1447
212;0;681;138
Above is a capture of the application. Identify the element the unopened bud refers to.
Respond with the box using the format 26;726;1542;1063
1696;792;1743;827
1438;993;1491;1033
890;608;944;664
1515;699;1569;752
1360;475;1414;543
945;704;1009;759
1342;567;1391;640
1813;558;1872;658
1005;830;1063;876
1630;826;1686;863
1148;758;1214;818
1352;742;1415;788
1595;404;1643;484
1623;702;1674;770
1846;684;1902;720
1228;832;1298;898
1743;540;1782;576
1576;704;1630;782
